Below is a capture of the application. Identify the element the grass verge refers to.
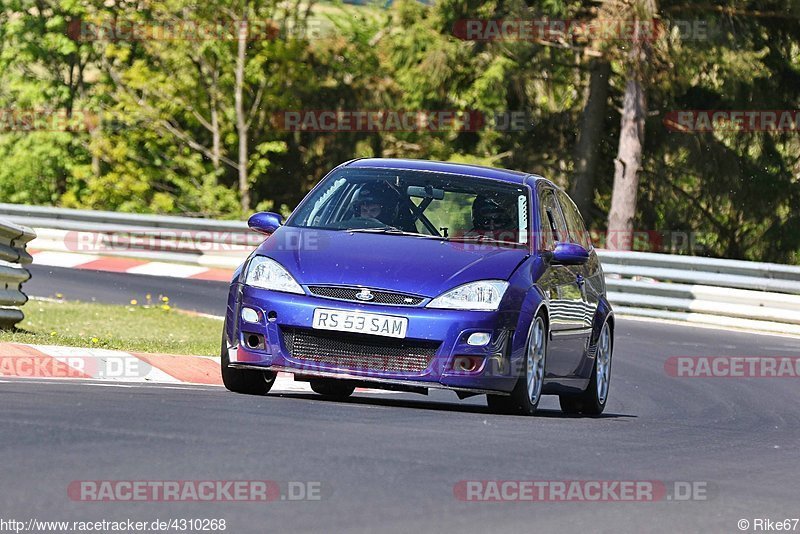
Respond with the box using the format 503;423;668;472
1;299;222;356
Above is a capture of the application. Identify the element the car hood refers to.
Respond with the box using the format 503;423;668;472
253;227;528;297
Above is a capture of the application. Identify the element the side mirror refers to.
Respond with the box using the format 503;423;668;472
551;242;589;265
248;212;283;235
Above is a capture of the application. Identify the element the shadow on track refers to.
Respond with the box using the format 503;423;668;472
269;391;636;419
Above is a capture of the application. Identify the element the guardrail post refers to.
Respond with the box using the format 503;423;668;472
0;218;36;328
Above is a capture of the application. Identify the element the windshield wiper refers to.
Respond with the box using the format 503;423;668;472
446;234;524;247
346;228;444;239
345;228;522;246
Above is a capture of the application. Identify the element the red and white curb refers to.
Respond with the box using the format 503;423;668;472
0;343;388;394
28;250;236;282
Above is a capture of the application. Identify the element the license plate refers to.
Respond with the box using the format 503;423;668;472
312;308;408;339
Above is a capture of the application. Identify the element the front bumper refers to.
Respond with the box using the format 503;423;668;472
226;285;521;395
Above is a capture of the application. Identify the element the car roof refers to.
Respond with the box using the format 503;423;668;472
345;158;544;186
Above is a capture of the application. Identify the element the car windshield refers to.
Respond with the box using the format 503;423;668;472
287;167;530;248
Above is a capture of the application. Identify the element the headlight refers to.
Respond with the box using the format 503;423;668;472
245;256;304;294
427;280;509;311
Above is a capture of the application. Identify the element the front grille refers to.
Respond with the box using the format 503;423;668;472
282;328;439;373
307;285;425;306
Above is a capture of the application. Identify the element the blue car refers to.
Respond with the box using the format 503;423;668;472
222;158;614;415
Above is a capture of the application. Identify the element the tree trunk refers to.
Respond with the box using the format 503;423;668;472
235;13;250;212
210;67;221;171
370;132;383;158
570;58;611;225
91;124;101;177
605;0;655;251
606;73;646;250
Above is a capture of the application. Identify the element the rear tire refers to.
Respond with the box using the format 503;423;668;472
487;314;547;416
559;320;612;416
310;379;356;399
220;327;276;395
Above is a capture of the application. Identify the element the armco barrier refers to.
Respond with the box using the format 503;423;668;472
0;218;36;327
0;203;247;232
3;204;800;334
0;203;253;269
598;250;800;335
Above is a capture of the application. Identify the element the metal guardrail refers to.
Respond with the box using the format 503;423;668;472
0;218;36;328
0;203;247;232
598;250;800;335
0;204;254;269
3;204;800;334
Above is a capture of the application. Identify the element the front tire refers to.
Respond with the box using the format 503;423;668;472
559;320;613;416
220;328;276;395
310;379;356;399
487;314;547;415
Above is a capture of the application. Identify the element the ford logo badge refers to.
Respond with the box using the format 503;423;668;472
355;289;374;301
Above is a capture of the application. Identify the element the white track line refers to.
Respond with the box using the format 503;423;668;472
30;251;101;268
125;262;209;278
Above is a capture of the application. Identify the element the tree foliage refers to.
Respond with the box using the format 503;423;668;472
0;0;798;262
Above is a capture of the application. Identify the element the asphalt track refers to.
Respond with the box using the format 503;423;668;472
3;265;799;533
26;264;230;315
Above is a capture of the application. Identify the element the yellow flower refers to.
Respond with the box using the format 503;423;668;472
161;296;169;303
50;331;57;337
91;337;99;344
55;293;63;299
130;299;138;305
161;304;171;311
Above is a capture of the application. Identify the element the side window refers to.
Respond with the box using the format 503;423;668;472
538;188;568;249
556;190;592;249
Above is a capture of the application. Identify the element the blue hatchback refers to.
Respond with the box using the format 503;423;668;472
222;158;614;415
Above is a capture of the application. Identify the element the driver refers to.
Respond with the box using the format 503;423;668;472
352;184;397;225
359;200;382;219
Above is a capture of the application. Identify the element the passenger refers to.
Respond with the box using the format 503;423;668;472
471;194;514;233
